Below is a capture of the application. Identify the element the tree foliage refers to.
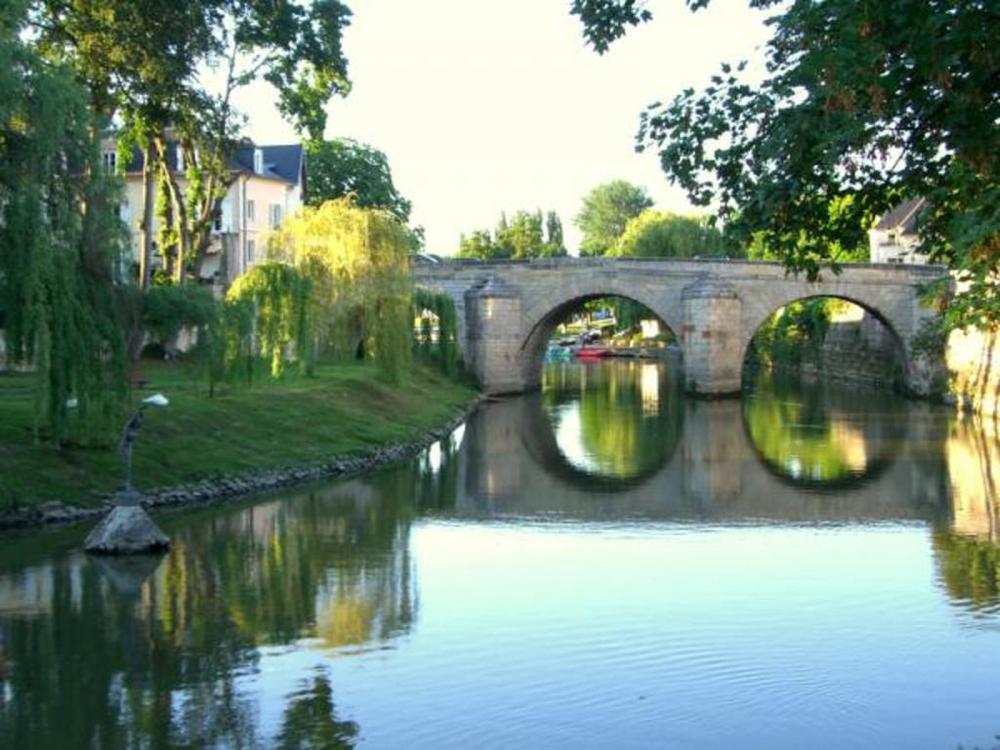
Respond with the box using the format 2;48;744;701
1;0;127;444
458;209;568;259
226;262;312;378
141;285;218;347
269;198;414;383
571;0;653;54
746;300;832;369
577;0;1000;326
575;180;652;256
413;288;461;377
574;1;999;325
306;138;412;222
610;210;728;258
744;196;869;263
32;0;353;285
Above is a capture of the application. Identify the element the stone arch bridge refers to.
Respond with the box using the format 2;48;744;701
413;257;948;396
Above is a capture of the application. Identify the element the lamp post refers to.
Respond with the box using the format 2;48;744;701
116;393;169;505
85;394;171;555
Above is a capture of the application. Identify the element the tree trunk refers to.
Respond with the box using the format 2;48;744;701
139;143;155;289
153;136;191;286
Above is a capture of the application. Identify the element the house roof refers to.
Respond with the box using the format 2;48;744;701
875;197;927;233
119;140;304;187
233;143;304;185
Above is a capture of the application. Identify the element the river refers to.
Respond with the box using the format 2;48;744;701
0;360;998;749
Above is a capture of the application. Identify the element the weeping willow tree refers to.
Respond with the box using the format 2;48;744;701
269;198;413;383
225;262;312;378
412;288;460;377
0;3;127;445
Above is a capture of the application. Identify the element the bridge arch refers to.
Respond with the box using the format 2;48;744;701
518;286;683;388
739;292;909;391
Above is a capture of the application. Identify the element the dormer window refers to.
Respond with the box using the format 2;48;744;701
101;151;116;174
253;148;263;174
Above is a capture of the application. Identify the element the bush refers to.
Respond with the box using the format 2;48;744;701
143;285;218;347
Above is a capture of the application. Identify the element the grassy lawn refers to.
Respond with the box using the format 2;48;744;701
0;360;477;509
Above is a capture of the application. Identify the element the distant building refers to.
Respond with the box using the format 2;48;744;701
868;197;929;264
102;137;306;286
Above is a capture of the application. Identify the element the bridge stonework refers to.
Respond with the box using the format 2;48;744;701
413;258;949;396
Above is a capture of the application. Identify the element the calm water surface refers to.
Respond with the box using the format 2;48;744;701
1;361;999;749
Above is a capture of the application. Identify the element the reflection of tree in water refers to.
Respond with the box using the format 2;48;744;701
742;370;905;485
0;484;418;748
405;425;465;515
542;361;683;480
276;668;359;750
932;530;1000;611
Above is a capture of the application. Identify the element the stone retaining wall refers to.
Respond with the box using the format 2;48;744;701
752;310;904;390
804;311;903;388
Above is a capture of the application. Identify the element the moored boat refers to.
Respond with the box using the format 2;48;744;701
574;346;611;359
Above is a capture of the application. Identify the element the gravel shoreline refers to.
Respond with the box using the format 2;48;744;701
0;396;483;532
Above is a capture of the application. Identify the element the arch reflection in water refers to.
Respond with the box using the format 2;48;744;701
741;369;909;488
539;360;684;486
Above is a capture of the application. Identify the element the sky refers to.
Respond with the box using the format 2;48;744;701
238;0;776;255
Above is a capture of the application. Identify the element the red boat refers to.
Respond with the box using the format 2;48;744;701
574;346;612;359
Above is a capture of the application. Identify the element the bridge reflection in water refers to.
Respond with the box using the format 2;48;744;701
452;361;952;525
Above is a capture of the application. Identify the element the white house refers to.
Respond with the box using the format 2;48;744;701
103;138;306;286
868;197;929;264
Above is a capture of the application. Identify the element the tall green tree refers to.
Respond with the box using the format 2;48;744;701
499;210;545;259
611;210;729;258
306;138;411;222
575;180;653;256
545;211;567;256
574;0;1000;328
1;0;127;443
33;0;353;285
270;197;414;382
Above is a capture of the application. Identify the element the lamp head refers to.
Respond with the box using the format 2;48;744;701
141;393;169;408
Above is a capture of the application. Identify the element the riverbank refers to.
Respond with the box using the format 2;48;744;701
0;362;479;530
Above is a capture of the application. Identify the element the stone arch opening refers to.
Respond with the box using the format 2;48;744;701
519;293;682;388
741;295;908;392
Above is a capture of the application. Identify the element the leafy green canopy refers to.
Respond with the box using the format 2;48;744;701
269;198;415;383
226;262;313;379
574;180;652;256
610;210;729;258
576;0;1000;328
1;0;127;444
33;0;352;286
413;288;461;378
194;202;424;388
33;0;351;139
571;0;652;54
306;139;412;223
458;210;567;259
